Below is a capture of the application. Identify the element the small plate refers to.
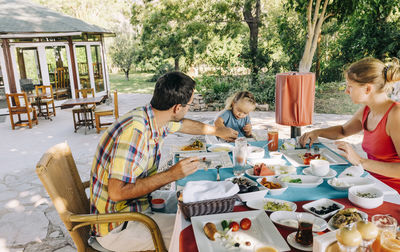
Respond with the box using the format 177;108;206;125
207;143;234;152
225;176;268;202
327;177;375;191
302;167;337;179
245;165;296;179
269;211;328;232
277;175;324;188
327;210;368;231
246;198;297;213
256;177;288;195
248;158;286;166
247;146;265;159
287;232;313;251
302;198;345;219
282;148;348;167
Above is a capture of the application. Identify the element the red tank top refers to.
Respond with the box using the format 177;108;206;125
362;102;400;193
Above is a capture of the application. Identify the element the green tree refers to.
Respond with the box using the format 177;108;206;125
109;33;138;80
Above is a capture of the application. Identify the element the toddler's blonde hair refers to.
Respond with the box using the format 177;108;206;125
225;91;256;110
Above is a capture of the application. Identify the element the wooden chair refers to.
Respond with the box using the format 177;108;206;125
94;91;119;134
6;92;38;129
73;88;95;132
54;67;69;100
32;85;56;119
36;142;167;252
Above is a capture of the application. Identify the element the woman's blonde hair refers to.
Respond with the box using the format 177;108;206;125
225;91;256;110
345;57;400;93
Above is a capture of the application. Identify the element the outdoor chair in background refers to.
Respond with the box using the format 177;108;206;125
54;67;69;100
94;90;119;134
6;92;38;129
20;78;35;95
73;88;95;132
36;142;167;252
32;85;56;119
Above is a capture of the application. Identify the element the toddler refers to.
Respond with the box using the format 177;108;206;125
214;91;256;139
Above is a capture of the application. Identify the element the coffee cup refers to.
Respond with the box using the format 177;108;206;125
310;160;330;176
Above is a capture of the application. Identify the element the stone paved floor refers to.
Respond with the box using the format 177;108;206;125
0;94;363;252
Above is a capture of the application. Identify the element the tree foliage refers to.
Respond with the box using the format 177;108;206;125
109;32;138;80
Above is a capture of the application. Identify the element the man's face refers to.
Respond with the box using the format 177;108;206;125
172;92;194;121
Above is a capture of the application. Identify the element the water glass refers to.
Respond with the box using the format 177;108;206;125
233;137;247;176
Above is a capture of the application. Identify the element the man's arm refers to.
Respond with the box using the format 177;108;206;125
108;157;199;202
179;118;238;142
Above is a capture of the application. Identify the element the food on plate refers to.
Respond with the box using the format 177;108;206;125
330;178;353;187
221;220;230;231
230;177;260;194
253;163;275;176
356;192;377;198
229;221;240;232
212;146;231;152
240;218;252;230
336;225;362;247
259;177;282;189
264;201;293;211
203;222;219;241
181;139;204;151
280;176;302;183
356;220;378;241
309;203;340;215
298;152;326;165
331;208;363;229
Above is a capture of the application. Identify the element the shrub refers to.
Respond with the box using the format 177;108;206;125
149;62;174;82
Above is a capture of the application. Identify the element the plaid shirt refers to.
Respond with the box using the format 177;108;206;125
90;104;181;236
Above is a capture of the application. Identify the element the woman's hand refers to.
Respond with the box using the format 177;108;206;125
299;130;319;148
243;123;252;137
335;141;363;165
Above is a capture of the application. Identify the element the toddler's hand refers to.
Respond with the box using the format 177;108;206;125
243;124;252;137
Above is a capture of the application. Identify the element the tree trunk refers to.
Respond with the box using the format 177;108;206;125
243;0;261;84
298;0;329;73
316;34;321;80
123;69;129;81
174;57;180;71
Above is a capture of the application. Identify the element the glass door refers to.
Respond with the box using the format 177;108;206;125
45;46;71;99
91;45;105;93
14;47;42;91
75;45;90;89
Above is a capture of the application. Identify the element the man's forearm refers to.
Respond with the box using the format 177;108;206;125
179;118;216;135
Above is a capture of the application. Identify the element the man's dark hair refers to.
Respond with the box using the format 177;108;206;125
150;72;196;110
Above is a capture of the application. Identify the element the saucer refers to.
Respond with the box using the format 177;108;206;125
287;232;313;251
303;167;337;179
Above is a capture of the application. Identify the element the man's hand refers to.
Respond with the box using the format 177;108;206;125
215;126;238;142
335;141;363;165
299;130;319;148
168;157;199;180
243;124;252;137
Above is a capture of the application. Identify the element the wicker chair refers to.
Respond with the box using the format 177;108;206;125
6;92;38;129
36;142;167;252
94;90;119;134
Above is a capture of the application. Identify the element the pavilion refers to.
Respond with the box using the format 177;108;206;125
0;0;115;109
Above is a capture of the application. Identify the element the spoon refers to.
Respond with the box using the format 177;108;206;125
216;165;222;181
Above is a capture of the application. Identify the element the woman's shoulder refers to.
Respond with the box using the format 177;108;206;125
387;102;400;125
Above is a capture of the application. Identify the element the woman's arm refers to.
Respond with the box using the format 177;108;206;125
299;106;365;147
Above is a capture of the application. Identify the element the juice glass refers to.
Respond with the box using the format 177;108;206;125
372;214;398;252
268;129;279;151
381;230;400;252
233;137;247;176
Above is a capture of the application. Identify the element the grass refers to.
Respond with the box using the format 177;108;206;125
109;72;155;94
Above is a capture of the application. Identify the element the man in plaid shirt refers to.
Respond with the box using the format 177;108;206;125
90;72;238;251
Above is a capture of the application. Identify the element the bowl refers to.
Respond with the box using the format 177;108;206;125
302;198;345;219
257;177;288;195
269;151;283;159
348;185;384;209
247;146;265;160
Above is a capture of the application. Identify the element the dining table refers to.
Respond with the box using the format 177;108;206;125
61;96;105;134
168;140;400;252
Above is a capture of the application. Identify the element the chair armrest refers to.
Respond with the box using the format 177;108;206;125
69;212;167;252
82;180;90;189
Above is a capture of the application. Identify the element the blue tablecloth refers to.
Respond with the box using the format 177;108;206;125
176;140;368;202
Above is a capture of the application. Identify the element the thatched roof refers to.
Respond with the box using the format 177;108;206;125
0;0;113;36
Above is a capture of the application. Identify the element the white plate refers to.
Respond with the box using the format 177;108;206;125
302;167;337;179
256;177;288;195
247;146;265;159
270;211;328;232
174;139;207;153
327;210;368;231
174;152;233;168
302;198;345;219
225;176;268;202
246;198;297;213
207;143;234;152
282;148;348;167
327;177;375;191
277;175;324;188
286;232;313;251
191;210;290;252
247;158;287;166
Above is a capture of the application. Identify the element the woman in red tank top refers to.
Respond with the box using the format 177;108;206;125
299;57;400;193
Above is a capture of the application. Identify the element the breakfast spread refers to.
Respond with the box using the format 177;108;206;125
253;163;275;176
264;201;293;211
259;177;282;189
298;152;327;165
230;177;260;194
181;139;204;151
309;203;341;216
331;208;363;229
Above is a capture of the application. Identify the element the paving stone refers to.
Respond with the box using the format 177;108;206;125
53;245;77;252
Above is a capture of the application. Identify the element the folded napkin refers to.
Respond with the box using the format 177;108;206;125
338;165;364;178
182;180;239;203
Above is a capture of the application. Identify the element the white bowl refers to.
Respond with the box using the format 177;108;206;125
247;146;265;159
327;177;375;191
302;198;345;219
269;151;283;159
348;185;384;209
256;177;288;195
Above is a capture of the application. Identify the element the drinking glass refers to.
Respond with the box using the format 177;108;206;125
372;214;398;252
380;229;400;252
295;213;313;246
233;137;247;176
268;129;279;151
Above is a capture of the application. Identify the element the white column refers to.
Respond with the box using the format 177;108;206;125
64;44;76;99
73;44;81;93
9;45;21;92
100;42;110;94
0;46;10;94
86;44;95;92
37;46;50;85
